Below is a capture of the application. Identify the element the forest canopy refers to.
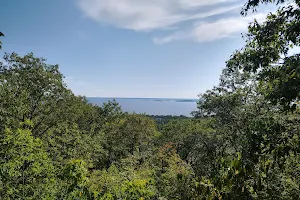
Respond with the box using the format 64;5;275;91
0;0;300;199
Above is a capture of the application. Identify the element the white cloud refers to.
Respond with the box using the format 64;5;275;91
77;0;241;31
153;31;191;44
76;0;272;43
154;13;267;43
194;13;266;42
64;76;87;86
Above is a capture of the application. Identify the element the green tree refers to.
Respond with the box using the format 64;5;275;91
0;52;111;171
194;62;300;199
153;143;198;199
228;0;300;110
103;114;158;168
61;159;90;199
0;52;72;134
0;121;56;199
85;164;156;199
158;118;218;178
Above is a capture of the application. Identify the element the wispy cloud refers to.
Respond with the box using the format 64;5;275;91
154;13;267;44
77;0;241;30
64;76;87;86
76;0;268;43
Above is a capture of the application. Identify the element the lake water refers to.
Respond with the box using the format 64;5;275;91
87;98;198;116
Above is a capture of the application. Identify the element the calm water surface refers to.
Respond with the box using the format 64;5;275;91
87;98;198;116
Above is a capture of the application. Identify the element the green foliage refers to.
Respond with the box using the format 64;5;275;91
228;1;300;110
1;1;300;198
0;125;56;199
121;179;156;200
85;164;156;199
102;114;158;168
241;0;287;15
154;143;197;199
61;159;90;199
158;118;218;178
0;52;71;134
194;63;300;198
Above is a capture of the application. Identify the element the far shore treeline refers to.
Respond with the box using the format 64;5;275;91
1;0;300;199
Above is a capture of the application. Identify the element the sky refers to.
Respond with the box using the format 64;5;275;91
0;0;271;98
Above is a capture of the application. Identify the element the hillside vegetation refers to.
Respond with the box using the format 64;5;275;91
1;0;300;199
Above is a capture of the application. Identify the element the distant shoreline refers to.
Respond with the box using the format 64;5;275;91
87;97;198;116
87;97;198;102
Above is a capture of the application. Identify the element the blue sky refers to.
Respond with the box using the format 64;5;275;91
0;0;269;98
